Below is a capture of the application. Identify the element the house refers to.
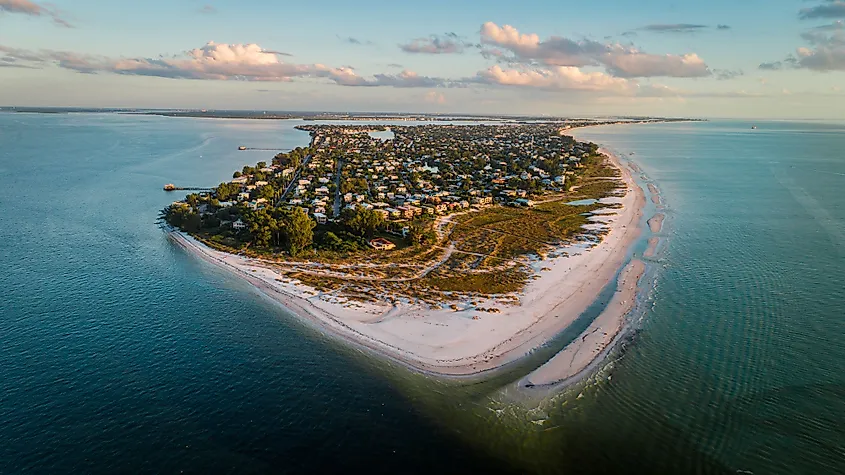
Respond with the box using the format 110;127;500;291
232;219;247;231
312;212;327;225
397;206;414;219
315;186;329;195
369;237;396;251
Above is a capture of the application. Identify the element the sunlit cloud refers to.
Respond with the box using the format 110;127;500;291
0;0;72;27
0;42;454;88
479;22;712;78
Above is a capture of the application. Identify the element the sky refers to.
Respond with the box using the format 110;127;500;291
1;0;844;118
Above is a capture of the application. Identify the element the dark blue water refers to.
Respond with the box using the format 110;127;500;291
2;114;845;474
0;114;508;474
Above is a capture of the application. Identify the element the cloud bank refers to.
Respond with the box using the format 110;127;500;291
479;22;712;78
0;42;453;88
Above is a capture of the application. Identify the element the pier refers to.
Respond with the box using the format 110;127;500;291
238;146;284;151
163;184;213;192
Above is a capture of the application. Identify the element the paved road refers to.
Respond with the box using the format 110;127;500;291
276;153;312;206
333;158;343;217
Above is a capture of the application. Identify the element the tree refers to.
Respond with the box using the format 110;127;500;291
319;231;344;251
257;161;267;169
258;184;276;201
215;182;240;202
407;219;437;246
345;206;384;238
233;171;242;179
285;208;315;256
246;209;274;247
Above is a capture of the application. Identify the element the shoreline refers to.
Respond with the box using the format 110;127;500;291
167;148;646;381
522;259;646;387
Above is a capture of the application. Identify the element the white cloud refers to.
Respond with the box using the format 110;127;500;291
0;0;72;27
479;21;712;78
604;52;710;78
0;42;453;88
475;64;634;93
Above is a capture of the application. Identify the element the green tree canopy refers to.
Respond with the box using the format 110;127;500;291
257;184;276;201
285;208;315;257
343;206;385;238
215;182;240;202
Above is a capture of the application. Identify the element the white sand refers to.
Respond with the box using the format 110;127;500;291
648;213;665;233
168;150;646;378
522;259;646;386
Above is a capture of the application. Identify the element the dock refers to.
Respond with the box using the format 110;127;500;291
238;146;284;151
164;184;213;192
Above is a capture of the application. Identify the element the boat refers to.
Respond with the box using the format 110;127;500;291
238;146;247;151
751;125;757;130
163;184;176;191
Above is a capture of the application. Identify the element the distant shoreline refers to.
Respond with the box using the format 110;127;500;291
0;107;706;125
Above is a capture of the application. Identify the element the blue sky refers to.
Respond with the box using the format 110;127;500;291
1;0;844;118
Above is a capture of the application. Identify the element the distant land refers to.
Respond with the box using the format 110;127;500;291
0;106;704;124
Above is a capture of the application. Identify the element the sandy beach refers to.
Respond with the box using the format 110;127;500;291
168;150;646;379
522;259;646;387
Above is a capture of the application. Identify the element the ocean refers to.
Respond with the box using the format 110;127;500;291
1;113;843;474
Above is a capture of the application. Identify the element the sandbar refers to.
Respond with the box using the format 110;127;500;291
522;259;646;387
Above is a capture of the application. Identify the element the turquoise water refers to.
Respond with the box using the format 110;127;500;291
1;114;844;474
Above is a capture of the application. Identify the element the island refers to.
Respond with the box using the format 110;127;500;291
162;122;646;382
